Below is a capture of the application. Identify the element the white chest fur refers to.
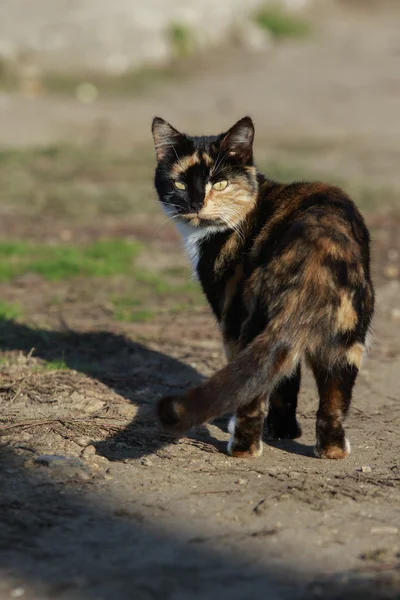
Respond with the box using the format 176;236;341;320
175;221;225;273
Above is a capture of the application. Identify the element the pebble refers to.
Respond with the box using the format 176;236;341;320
235;478;247;485
76;436;91;447
141;457;153;467
81;445;97;459
357;466;372;473
10;588;25;598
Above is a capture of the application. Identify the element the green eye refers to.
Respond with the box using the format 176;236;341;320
213;180;228;191
174;181;186;190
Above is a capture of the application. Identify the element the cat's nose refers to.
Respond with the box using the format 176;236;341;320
189;195;205;213
189;200;203;213
189;188;205;213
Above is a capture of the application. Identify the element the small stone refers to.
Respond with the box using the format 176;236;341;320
76;436;91;447
76;470;92;481
141;457;153;467
370;526;398;535
81;445;97;459
92;454;109;465
357;466;372;473
10;588;25;598
235;478;247;485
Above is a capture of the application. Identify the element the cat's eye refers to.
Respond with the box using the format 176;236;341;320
213;180;228;191
174;181;186;190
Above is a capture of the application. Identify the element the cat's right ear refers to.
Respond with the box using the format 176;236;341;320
152;117;184;162
221;116;255;164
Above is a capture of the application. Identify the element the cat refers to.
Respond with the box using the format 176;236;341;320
151;116;374;459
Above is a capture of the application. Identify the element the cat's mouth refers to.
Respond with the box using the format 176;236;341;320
181;213;224;228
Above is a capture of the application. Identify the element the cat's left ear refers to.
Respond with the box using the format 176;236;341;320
221;116;254;164
152;117;185;162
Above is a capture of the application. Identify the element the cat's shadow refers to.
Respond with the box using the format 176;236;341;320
264;437;314;458
0;318;315;461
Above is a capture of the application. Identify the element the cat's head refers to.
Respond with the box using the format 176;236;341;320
151;117;258;230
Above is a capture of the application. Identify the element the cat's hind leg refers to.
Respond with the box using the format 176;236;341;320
227;395;266;458
266;364;302;440
308;344;363;459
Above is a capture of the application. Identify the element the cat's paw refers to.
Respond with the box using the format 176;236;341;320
227;417;263;458
314;438;351;459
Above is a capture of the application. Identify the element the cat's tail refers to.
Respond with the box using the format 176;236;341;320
157;326;303;434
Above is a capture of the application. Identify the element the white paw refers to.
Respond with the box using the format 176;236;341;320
314;437;351;459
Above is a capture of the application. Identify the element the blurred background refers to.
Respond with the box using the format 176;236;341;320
1;1;400;598
0;0;399;342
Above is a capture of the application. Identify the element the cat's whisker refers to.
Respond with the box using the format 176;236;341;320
212;150;230;177
156;213;182;232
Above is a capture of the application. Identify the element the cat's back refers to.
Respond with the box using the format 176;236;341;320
250;180;371;276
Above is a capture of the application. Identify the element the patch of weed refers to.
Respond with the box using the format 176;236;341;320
114;307;156;322
168;22;195;58
0;302;22;321
0;239;141;282
42;358;69;371
254;5;311;39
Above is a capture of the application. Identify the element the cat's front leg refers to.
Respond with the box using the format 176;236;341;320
266;364;302;440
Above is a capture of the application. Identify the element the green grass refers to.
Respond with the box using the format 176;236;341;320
0;302;22;321
42;358;69;371
0;144;156;220
0;239;141;282
168;23;195;58
254;5;311;39
114;306;156;323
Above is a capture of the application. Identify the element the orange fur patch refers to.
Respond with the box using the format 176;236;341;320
337;292;357;332
346;342;364;368
202;152;213;167
318;445;349;459
171;153;200;177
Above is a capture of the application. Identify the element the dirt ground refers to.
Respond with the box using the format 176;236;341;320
1;1;400;599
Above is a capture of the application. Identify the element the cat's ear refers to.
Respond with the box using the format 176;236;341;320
221;116;254;164
152;117;185;162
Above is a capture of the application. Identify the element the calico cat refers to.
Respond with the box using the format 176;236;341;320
152;116;374;459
